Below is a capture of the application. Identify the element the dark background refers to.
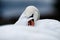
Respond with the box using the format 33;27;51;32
0;0;60;25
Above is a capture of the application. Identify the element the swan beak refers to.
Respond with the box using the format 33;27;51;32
28;19;34;26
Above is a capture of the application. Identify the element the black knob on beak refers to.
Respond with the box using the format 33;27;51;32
29;14;33;18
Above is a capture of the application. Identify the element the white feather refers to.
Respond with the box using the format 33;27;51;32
0;6;60;40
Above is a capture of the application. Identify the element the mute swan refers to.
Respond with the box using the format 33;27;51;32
0;6;60;40
15;6;40;26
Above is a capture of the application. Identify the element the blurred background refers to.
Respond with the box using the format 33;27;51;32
0;0;60;25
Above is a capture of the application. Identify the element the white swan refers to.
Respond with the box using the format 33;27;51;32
15;6;40;26
0;6;60;40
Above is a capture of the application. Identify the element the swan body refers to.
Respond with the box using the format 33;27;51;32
0;6;60;40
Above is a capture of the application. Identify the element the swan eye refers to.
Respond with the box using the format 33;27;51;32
29;14;33;18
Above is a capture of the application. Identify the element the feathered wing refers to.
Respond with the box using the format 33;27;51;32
35;19;60;40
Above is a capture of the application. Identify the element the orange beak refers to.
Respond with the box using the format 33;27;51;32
28;19;34;26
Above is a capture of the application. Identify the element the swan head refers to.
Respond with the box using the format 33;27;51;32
26;6;40;26
15;6;40;26
22;6;40;21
